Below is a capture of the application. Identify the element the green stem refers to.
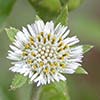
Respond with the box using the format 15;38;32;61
31;83;41;100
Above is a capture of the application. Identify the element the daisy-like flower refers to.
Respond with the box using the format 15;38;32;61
7;20;83;86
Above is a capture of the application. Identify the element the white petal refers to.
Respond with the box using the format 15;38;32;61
34;74;42;82
49;75;54;82
44;22;50;34
27;24;35;37
54;23;61;34
16;31;28;43
31;73;38;81
22;27;30;39
13;40;24;49
63;36;79;46
34;20;44;33
67;63;81;69
62;29;70;39
29;72;33;78
24;71;29;76
56;26;68;39
63;69;75;74
37;81;41;86
47;74;51;84
53;74;60;82
31;23;38;34
58;73;66;81
7;56;20;61
9;45;19;51
48;21;54;34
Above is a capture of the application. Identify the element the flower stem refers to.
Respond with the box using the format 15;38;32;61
31;83;41;100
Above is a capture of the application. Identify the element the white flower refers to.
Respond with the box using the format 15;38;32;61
7;20;83;86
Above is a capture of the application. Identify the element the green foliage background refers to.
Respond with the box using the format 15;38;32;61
0;0;100;100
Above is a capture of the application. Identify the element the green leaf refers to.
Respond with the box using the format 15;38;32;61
39;81;70;100
5;27;19;42
83;45;94;54
0;0;16;24
28;0;61;21
55;4;68;26
10;74;27;90
60;0;84;11
68;0;84;11
75;67;88;74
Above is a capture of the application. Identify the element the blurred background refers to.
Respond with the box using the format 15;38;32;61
0;0;100;100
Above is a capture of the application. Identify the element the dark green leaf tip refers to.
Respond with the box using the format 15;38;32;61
5;27;19;42
10;74;27;90
75;67;88;74
83;45;94;54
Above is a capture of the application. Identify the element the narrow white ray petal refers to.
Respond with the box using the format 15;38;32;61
8;54;20;60
53;74;60;82
49;21;54;34
62;29;70;39
8;50;22;56
27;24;35;37
37;81;41;86
56;26;68;38
70;46;83;55
22;27;30;39
63;69;75;74
13;40;24;49
34;74;42;82
63;36;78;44
68;58;82;62
31;73;38;81
47;74;51;84
38;20;44;30
24;71;30;76
7;56;20;61
31;23;37;34
16;31;28;43
67;63;81;69
9;45;19;51
49;75;54;82
15;50;22;54
11;60;25;65
70;53;83;59
34;20;44;33
9;66;15;71
29;72;33;78
44;22;50;34
68;39;79;46
20;69;27;74
58;73;66;81
54;23;61;34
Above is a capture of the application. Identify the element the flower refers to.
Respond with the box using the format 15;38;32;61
7;20;83;86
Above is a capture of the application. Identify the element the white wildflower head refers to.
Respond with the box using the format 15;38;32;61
7;20;83;86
